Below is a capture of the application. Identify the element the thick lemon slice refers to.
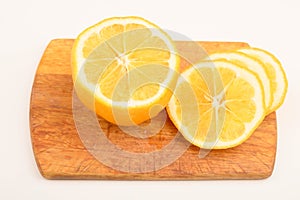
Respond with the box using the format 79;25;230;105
167;60;266;149
72;16;179;125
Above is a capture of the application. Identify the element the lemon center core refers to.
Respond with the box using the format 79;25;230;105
116;53;131;71
212;92;225;109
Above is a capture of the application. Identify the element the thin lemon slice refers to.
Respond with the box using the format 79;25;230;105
72;16;179;125
204;51;272;111
167;60;266;149
237;48;288;114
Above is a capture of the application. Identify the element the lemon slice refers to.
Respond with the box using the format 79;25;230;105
167;60;266;149
237;48;288;114
72;16;179;125
204;51;272;111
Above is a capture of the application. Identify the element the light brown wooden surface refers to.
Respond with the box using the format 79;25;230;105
30;39;276;180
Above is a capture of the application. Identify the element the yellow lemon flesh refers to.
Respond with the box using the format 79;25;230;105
204;51;273;111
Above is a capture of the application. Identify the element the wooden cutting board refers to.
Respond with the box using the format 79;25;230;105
30;39;277;180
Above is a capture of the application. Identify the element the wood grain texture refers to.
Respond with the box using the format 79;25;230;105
30;39;276;180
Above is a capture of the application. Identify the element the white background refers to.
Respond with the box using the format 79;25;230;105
1;0;300;199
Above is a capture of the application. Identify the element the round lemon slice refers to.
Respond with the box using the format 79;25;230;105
167;60;266;149
72;16;179;125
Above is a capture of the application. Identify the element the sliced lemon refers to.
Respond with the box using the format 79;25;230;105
237;48;288;114
204;51;273;111
167;60;266;149
72;16;179;125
